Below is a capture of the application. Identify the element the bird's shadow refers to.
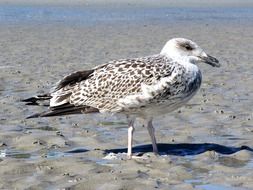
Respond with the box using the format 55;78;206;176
104;143;253;156
65;143;253;157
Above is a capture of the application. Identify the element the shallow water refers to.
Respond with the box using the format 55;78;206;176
0;5;253;25
0;2;253;190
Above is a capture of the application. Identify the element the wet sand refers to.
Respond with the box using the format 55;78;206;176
0;1;253;190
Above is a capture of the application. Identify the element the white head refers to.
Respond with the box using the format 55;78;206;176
160;38;220;67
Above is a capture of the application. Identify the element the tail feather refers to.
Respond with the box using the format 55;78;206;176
26;104;99;119
22;94;51;106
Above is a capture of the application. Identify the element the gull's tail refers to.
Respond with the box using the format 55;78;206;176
22;94;96;119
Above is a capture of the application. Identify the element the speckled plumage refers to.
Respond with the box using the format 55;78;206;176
50;54;201;117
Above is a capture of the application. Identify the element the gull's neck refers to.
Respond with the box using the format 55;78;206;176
160;52;199;75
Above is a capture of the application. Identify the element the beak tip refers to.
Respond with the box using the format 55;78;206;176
203;54;220;67
216;63;221;67
212;60;220;67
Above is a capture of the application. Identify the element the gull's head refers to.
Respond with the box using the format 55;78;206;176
160;38;220;67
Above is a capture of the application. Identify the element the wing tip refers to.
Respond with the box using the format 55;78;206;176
26;113;42;119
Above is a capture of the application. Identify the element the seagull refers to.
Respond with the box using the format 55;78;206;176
23;38;220;158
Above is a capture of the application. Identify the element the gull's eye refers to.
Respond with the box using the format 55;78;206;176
184;43;193;51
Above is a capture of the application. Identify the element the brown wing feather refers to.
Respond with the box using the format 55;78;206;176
52;70;94;92
68;55;174;112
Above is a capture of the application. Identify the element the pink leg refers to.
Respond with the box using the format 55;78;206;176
147;119;159;154
127;120;135;159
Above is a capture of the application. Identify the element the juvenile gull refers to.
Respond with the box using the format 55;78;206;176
23;38;220;158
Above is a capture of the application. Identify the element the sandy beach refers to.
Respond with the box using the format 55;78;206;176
0;1;253;189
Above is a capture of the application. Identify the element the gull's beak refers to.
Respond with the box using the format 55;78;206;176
200;53;220;67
